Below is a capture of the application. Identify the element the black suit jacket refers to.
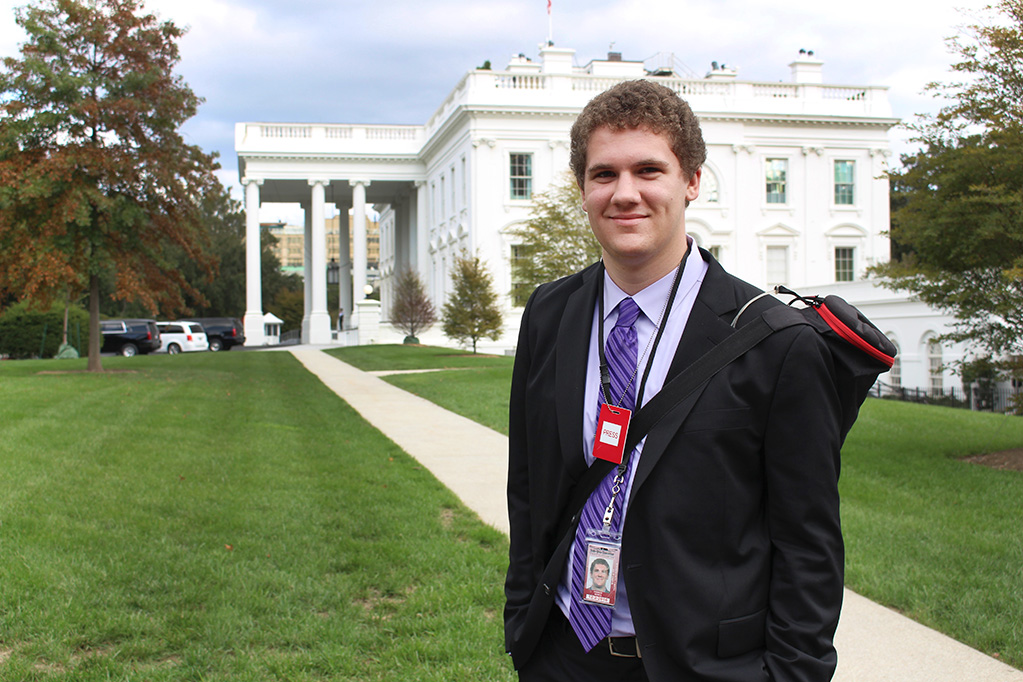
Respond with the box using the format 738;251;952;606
505;249;844;682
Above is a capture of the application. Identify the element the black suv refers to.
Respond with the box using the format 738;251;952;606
100;319;161;356
183;317;246;351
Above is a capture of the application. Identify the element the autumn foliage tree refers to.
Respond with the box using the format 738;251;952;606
390;267;436;343
0;0;221;370
872;0;1023;367
441;252;503;353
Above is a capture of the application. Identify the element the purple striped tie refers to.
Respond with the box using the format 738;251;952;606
568;297;640;651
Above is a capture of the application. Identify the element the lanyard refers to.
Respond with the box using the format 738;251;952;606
596;247;690;411
595;248;691;530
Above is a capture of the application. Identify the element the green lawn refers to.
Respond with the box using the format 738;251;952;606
4;345;1021;676
0;352;515;682
341;345;1023;670
326;344;513;372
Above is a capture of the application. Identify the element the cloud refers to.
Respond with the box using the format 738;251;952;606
0;0;1004;197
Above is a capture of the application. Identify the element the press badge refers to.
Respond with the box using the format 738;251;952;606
592;403;631;465
579;528;622;609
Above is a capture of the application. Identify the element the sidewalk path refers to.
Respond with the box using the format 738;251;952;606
291;348;1022;682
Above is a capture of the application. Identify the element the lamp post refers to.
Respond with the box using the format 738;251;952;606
327;259;340;330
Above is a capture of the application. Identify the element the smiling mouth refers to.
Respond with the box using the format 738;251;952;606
611;214;646;223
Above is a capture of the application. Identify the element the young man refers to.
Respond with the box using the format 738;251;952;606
505;80;845;681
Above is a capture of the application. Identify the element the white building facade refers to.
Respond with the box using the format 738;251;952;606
236;45;966;393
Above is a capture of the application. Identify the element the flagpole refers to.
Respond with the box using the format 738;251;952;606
547;0;553;45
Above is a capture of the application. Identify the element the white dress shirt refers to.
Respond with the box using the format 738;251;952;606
557;239;709;637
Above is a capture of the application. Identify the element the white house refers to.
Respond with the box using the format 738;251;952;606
236;44;968;394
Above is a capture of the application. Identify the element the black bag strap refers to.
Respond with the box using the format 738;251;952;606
554;306;804;541
623;312;789;454
554;287;893;555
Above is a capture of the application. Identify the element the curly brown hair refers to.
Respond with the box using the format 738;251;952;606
569;79;706;186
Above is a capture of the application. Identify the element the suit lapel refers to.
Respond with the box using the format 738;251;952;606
555;263;601;478
631;253;745;494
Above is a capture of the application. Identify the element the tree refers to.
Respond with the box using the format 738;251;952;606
507;170;600;305
0;0;221;371
441;252;503;353
390;267;436;342
871;0;1023;367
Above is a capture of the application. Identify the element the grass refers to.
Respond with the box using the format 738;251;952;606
0;352;515;682
840;399;1023;668
5;343;1021;674
326;344;513;372
336;345;1023;670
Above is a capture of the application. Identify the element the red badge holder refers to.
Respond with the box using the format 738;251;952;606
592;403;632;465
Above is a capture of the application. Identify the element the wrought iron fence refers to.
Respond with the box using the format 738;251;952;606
871;381;1021;415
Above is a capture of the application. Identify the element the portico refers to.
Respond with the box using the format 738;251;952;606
236;122;427;345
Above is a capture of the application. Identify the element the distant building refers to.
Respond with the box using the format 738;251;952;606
236;44;968;394
263;216;380;281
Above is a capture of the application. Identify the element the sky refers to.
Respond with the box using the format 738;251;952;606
0;0;998;222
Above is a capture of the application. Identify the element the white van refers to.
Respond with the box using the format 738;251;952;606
156;321;209;354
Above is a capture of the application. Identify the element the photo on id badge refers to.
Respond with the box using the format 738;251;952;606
582;544;620;607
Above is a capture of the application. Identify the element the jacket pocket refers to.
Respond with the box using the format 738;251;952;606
717;608;767;658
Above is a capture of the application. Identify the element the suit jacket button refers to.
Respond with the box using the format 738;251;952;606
543;584;551;595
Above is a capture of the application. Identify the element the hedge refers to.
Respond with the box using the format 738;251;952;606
0;301;91;359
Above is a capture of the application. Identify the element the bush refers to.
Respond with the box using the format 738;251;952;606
0;301;91;359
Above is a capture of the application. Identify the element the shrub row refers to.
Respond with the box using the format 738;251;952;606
0;301;91;359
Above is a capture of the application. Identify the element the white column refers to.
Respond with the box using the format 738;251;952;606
350;180;370;327
301;202;311;343
415;179;429;282
336;202;352;328
243;178;266;346
308;179;331;344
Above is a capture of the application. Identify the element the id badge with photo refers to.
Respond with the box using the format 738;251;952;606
578;527;622;609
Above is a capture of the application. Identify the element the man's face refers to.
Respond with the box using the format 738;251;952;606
580;126;700;286
591;562;609;589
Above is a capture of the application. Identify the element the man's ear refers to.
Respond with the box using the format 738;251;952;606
685;167;702;203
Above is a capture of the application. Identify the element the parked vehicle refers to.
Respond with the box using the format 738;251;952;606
156;321;209;354
99;319;161;357
182;317;245;351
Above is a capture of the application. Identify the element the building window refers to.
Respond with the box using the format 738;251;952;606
835;246;855;282
461;156;468;206
834;160;855;205
708;245;721;260
510;244;534;307
510;153;533;200
928;338;943;396
887;337;901;387
765;158;787;204
440;174;446;218
698;168;719;203
766;245;788;287
450;164;457;212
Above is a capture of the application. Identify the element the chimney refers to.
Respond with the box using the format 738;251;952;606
789;49;823;84
540;44;576;74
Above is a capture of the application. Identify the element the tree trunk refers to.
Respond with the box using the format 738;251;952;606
87;273;103;372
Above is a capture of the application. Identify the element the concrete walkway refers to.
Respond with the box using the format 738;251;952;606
291;348;1022;682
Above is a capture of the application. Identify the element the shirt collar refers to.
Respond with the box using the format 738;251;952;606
602;238;703;324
